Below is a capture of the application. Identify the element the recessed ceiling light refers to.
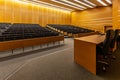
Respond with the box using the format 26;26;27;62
105;0;112;4
74;0;94;8
84;0;97;7
97;0;108;6
51;0;84;10
61;0;87;9
18;0;73;12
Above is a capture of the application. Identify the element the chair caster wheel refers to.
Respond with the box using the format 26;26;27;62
103;66;106;71
112;56;116;60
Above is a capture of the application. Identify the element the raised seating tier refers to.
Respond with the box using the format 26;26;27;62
47;24;95;38
0;23;64;57
0;23;59;42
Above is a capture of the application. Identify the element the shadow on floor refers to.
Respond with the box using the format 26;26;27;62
0;45;65;62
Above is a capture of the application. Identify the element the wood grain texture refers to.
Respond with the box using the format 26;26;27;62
113;0;120;29
71;6;112;33
74;39;96;75
0;0;71;26
75;35;105;44
74;35;105;75
0;36;64;51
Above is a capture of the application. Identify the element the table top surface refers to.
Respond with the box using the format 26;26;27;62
75;34;105;44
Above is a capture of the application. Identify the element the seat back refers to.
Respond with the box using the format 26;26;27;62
102;30;114;55
110;29;119;48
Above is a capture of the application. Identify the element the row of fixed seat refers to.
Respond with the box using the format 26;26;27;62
0;23;11;29
0;23;59;42
47;24;94;34
0;23;11;34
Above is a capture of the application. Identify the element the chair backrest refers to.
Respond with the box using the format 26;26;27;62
110;29;119;48
103;30;114;55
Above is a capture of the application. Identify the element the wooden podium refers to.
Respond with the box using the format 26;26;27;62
74;35;105;75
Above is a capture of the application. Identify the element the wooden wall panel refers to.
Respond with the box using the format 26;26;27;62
113;0;120;29
0;0;5;22
71;7;112;32
0;0;71;26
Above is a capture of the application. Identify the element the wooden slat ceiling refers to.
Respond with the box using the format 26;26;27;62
19;0;112;11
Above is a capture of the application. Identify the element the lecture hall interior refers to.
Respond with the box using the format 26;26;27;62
0;0;120;80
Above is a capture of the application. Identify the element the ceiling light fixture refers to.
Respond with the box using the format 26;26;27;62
18;0;73;12
84;0;97;7
32;0;74;11
105;0;112;4
51;0;84;10
74;0;94;8
97;0;108;6
61;0;87;9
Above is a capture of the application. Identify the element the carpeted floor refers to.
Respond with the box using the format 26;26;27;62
0;38;73;80
6;47;104;80
0;38;120;80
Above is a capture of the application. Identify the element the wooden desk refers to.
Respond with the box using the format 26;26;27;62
74;35;105;75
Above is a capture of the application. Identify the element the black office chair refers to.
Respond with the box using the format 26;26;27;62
110;29;119;50
117;34;120;48
97;30;114;71
108;29;119;59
